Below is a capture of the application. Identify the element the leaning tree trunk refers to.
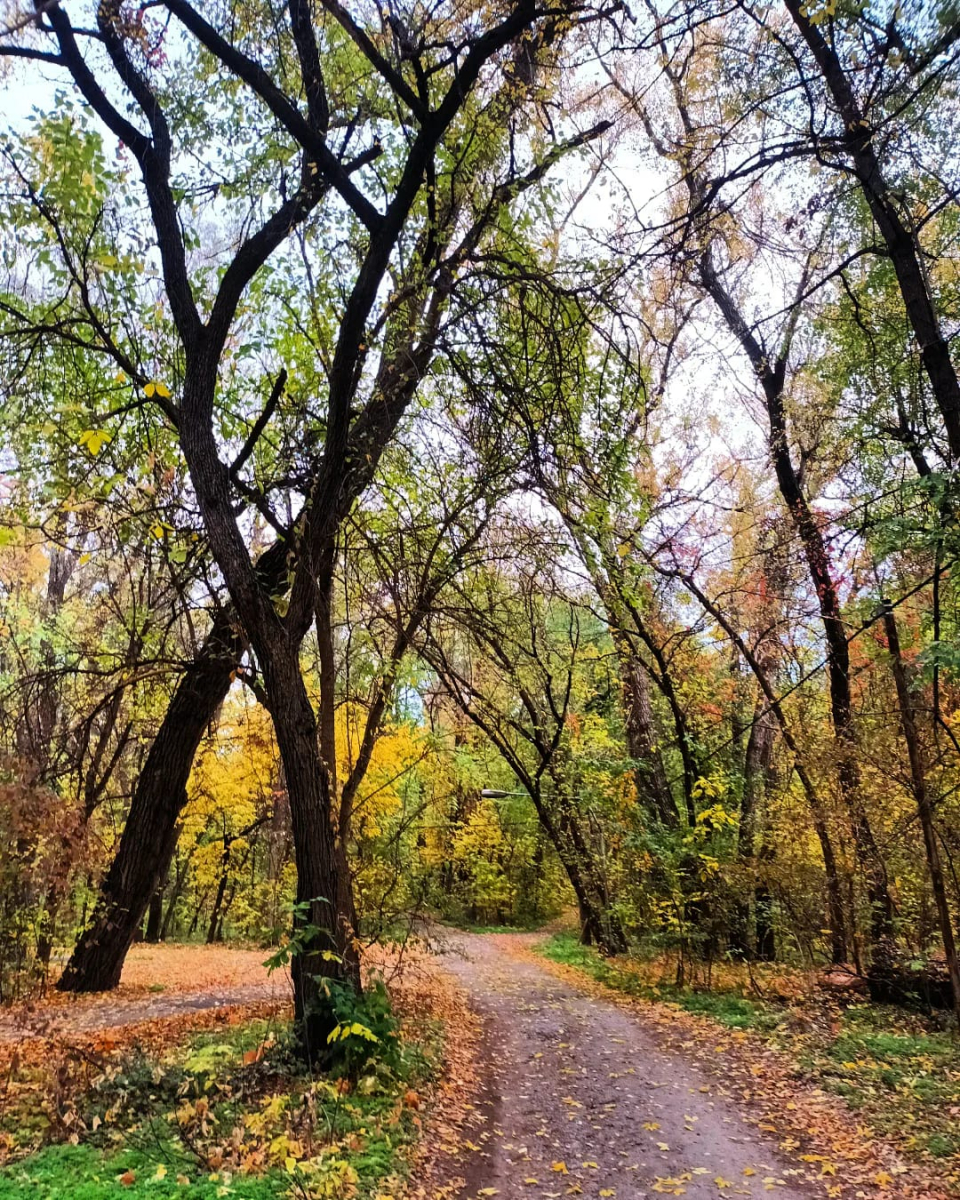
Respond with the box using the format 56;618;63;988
784;0;960;462
58;543;289;993
57;614;238;990
700;253;893;948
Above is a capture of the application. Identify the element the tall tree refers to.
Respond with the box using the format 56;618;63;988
1;0;613;1050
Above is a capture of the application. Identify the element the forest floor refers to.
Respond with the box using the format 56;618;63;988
427;930;957;1200
0;938;956;1200
0;945;289;1041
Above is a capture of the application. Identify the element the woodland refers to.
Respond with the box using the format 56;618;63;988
1;0;960;1195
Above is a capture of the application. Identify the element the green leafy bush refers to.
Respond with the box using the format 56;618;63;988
323;976;401;1078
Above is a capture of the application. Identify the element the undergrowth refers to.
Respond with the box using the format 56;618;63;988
0;998;442;1200
537;932;782;1030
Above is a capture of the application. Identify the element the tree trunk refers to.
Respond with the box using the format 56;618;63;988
206;870;229;944
766;394;893;943
730;696;776;958
578;896;596;946
159;850;188;940
882;601;960;1025
58;542;289;993
755;863;777;961
262;640;360;1061
144;888;164;943
615;636;677;827
700;254;893;946
554;799;627;955
675;569;849;962
784;0;960;462
57;614;236;990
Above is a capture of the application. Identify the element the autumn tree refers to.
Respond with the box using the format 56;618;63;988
0;0;617;1053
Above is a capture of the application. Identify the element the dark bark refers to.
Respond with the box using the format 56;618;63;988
263;641;359;1059
556;796;627;955
882;601;960;1024
39;0;587;1048
614;634;677;827
754;859;777;961
58;539;290;992
206;871;229;944
159;846;188;940
739;699;776;859
57;607;243;990
144;887;164;943
608;592;698;826
730;695;776;958
783;0;960;462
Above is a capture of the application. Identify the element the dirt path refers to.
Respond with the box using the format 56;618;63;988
0;979;289;1042
435;931;817;1200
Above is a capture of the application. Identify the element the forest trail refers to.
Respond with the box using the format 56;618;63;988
435;931;820;1200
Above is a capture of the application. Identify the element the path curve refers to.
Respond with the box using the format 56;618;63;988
0;979;289;1043
434;931;817;1200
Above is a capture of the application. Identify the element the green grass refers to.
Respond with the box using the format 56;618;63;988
535;932;780;1030
799;1001;960;1157
0;1007;442;1200
0;1144;283;1199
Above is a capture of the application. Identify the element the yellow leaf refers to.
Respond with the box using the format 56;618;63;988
599;1192;615;1198
714;1180;732;1190
153;1164;168;1180
78;428;112;455
657;1142;670;1152
552;1161;568;1174
642;1122;660;1131
873;1172;892;1189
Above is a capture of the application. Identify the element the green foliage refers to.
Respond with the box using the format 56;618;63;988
323;977;401;1079
0;1008;440;1200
